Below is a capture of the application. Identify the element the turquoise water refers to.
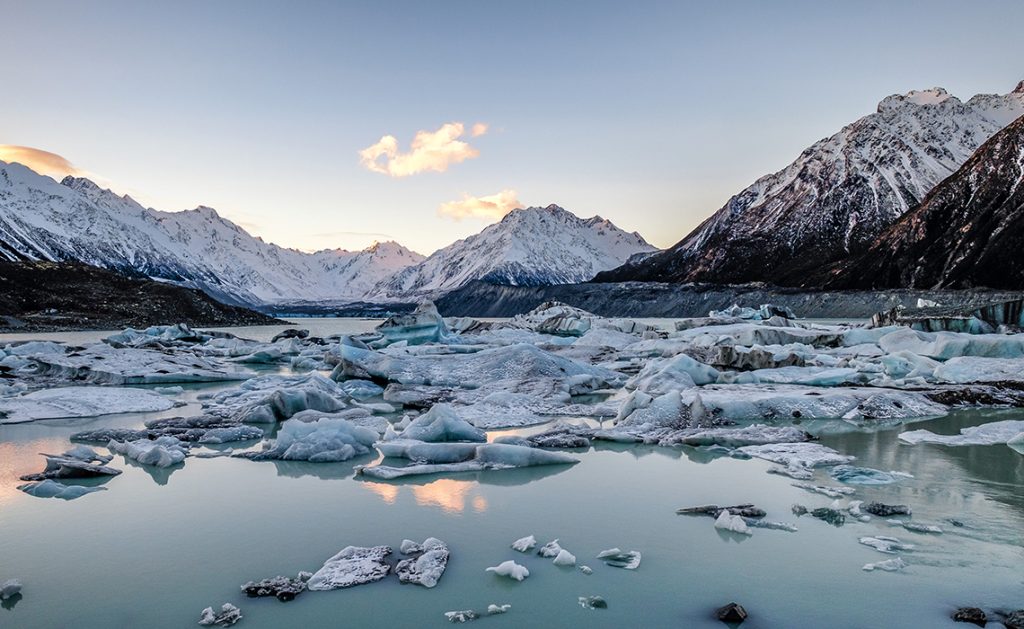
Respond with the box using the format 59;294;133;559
1;321;1022;628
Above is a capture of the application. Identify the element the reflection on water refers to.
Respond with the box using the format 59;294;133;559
363;478;489;514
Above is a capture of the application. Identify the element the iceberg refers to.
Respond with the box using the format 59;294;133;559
375;301;450;346
241;573;310;602
108;436;188;467
714;510;752;535
198;603;242;626
578;596;608;610
307;545;392;591
899;420;1024;446
205;372;350;424
0;386;175;424
386;404;485;442
737;442;855;470
485;560;529;581
240;417;378;462
0;579;21;600
27;343;254;385
511;535;536;553
859;536;915;554
626;353;720;393
18;479;107;500
596;548;641;569
829;466;907;485
395;537;449;588
20;447;121;481
357;443;578;480
862;557;907;572
552;549;576;567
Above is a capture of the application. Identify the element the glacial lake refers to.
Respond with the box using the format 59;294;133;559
1;319;1022;628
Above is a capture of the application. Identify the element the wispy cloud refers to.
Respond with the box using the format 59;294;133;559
0;145;86;180
359;122;487;177
438;189;521;221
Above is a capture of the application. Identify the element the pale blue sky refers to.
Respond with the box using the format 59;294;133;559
1;0;1022;254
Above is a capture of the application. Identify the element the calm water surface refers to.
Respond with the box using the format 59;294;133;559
1;319;1021;628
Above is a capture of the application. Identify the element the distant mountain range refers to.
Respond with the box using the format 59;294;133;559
0;162;652;305
368;204;656;300
813;114;1024;289
597;81;1024;287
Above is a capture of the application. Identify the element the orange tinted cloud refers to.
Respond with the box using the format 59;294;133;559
0;145;84;179
359;122;486;177
438;189;521;221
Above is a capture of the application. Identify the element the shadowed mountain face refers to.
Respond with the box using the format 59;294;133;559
595;83;1024;286
815;115;1024;290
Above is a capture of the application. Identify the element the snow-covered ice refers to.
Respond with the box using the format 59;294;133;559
0;386;174;424
899;420;1024;446
108;436;188;467
241;417;378;462
395;537;449;588
485;560;529;581
307;545;392;590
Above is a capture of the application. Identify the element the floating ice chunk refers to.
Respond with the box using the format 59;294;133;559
207;373;349;424
714;510;752;535
745;518;798;532
829;466;906;485
894;521;943;534
358;444;578;480
18;480;106;500
0;386;174;424
627;353;719;393
339;379;385;400
578;596;608;610
671;425;811;448
859;536;915;554
537;539;563;558
596;548;642;569
108;436;187;467
766;465;814;480
863;502;911;517
241;573;310;601
0;579;21;600
862;557;907;572
376;440;480;464
791;482;856;498
396;538;449;588
390;404;486;443
486;604;511;615
899;420;1024;446
154;386;185;396
307;545;392;590
552;549;576;567
676;504;766;518
511;535;537;553
198;603;242;626
20;448;121;481
738;442;854;469
376;301;450;346
485;560;529;581
445;610;478;623
241;417;378;462
29;343;254;385
579;565;593;575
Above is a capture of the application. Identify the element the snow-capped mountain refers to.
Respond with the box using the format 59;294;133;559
596;81;1024;286
815;113;1024;289
370;204;657;300
0;162;424;304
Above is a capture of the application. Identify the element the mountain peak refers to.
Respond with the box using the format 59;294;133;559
60;175;103;193
1014;80;1024;95
877;87;958;112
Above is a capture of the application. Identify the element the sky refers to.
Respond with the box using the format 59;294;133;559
1;1;1022;255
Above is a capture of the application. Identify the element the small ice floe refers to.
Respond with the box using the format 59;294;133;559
597;548;642;569
552;549;577;567
714;510;752;536
19;446;121;481
242;572;311;602
307;546;392;591
396;538;449;588
1;579;22;600
578;596;608;610
809;507;846;527
238;417;377;462
17;479;106;500
862;502;911;517
862;557;907;572
890;520;943;534
108;436;188;467
766;465;814;480
375;301;450;347
154;386;185;396
357;444;578;480
745;519;798;532
737;442;855;471
579;565;593;575
899;420;1024;446
846;500;871;522
537;539;564;558
791;482;856;498
198;603;242;626
486;604;510;615
30;343;254;385
485;560;529;581
859;536;915;554
384;404;486;443
0;386;176;424
829;466;910;485
443;603;511;623
511;535;536;553
206;372;350;424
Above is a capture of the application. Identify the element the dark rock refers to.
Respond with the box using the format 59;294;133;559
863;502;912;517
1003;609;1024;629
952;607;987;626
677;504;766;519
271;329;309;343
716;602;748;624
241;573;310;602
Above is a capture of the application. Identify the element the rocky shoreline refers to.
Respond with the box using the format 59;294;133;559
435;280;1024;319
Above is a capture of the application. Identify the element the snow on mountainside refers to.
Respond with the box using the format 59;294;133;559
370;204;657;300
815;113;1024;289
596;81;1024;287
0;163;424;304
